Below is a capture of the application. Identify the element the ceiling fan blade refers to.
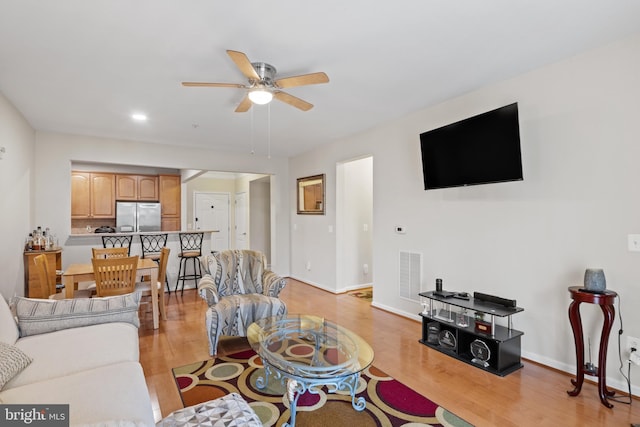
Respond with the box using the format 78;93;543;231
182;82;245;88
235;95;253;113
226;50;260;80
275;72;329;89
274;91;314;111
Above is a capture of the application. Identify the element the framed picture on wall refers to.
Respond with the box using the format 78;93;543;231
297;174;325;215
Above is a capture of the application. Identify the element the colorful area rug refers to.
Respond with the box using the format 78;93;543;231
173;349;472;426
347;288;373;302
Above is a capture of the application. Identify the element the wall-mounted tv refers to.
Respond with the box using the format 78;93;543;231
420;103;523;190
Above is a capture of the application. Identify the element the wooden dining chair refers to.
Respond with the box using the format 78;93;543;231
34;254;64;300
91;255;139;297
92;246;129;259
135;247;169;321
34;254;91;299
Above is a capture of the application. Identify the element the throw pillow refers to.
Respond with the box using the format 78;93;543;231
0;297;19;345
74;421;147;427
0;341;32;390
157;393;261;427
15;292;141;337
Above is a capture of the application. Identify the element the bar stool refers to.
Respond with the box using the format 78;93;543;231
139;233;170;293
175;232;204;295
101;235;133;255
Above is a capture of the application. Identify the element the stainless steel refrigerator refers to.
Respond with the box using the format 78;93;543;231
116;202;161;232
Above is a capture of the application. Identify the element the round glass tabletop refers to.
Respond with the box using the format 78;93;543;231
247;314;374;380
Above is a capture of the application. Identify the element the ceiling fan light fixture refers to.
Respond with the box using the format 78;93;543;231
248;88;273;105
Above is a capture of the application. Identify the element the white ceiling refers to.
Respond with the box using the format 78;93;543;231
1;1;640;158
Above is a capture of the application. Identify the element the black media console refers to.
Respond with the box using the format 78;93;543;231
418;291;524;376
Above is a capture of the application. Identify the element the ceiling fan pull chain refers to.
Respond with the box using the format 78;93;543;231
267;103;271;159
250;107;255;155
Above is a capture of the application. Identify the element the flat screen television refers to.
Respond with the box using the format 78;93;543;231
420;103;523;190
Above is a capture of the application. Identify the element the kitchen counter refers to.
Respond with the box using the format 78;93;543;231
68;230;217;238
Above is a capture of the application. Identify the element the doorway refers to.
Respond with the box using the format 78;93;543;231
249;176;272;263
336;156;374;295
235;192;248;249
194;192;230;252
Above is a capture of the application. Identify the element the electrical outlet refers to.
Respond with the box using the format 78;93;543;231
627;336;640;353
628;234;640;252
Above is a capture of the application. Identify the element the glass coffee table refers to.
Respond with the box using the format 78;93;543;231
247;314;374;427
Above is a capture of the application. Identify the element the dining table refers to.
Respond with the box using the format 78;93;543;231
62;257;162;329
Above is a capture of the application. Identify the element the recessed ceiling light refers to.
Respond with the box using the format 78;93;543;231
131;113;147;121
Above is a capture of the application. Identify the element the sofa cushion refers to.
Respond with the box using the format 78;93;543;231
0;342;32;390
6;322;139;390
0;361;155;426
14;292;141;337
0;297;19;345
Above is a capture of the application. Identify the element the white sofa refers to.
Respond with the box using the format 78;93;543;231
0;293;155;426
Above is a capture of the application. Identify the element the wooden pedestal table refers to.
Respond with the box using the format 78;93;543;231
567;286;617;408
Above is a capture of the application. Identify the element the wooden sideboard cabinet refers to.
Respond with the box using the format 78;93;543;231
24;249;62;298
71;172;116;218
115;174;159;201
159;174;181;231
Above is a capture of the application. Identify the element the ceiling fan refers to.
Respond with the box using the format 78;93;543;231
182;50;329;112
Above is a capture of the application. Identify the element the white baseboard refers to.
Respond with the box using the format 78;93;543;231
288;276;337;294
522;350;639;398
370;301;422;322
288;277;372;295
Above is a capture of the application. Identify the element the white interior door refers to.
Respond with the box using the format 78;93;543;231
194;192;229;252
235;192;248;249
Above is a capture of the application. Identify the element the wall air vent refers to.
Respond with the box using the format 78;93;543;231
399;251;422;302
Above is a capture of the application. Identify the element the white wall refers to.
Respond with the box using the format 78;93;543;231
32;131;291;279
0;91;35;299
289;33;640;393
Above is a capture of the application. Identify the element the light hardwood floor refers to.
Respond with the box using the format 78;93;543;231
138;279;639;427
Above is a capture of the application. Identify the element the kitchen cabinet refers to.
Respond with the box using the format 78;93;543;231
116;174;159;201
71;172;116;218
159;174;181;231
24;249;62;298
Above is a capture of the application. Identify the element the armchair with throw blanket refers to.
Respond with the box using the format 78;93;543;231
198;249;287;355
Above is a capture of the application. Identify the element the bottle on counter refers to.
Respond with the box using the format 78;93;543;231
32;229;41;251
43;230;50;250
45;227;54;249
